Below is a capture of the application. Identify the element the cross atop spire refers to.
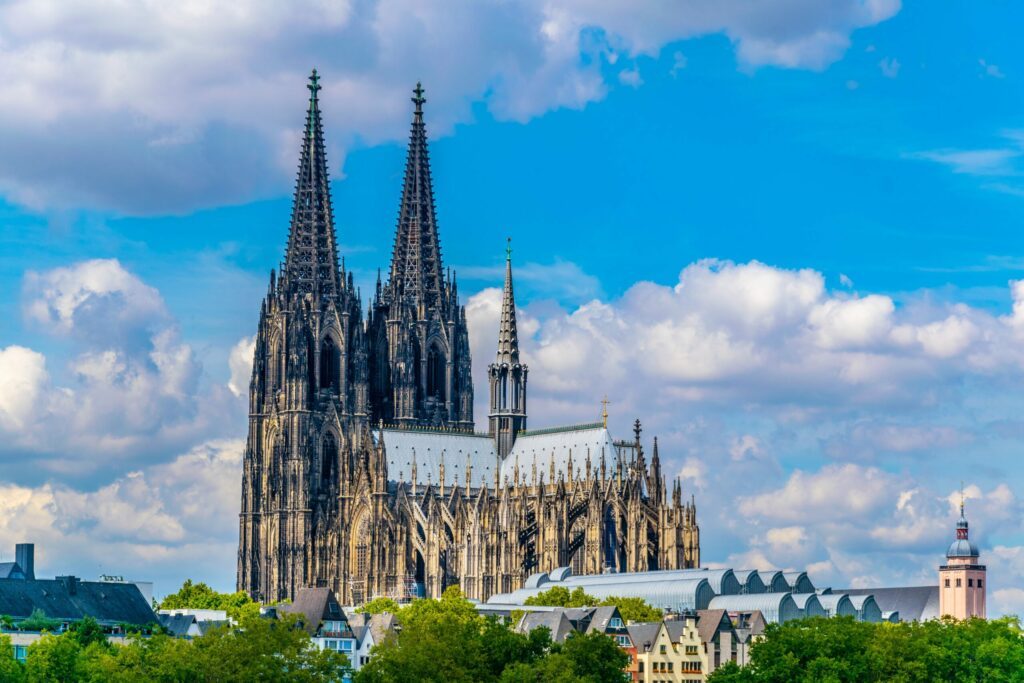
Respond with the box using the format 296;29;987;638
388;82;445;309
412;81;425;113
282;68;341;298
496;238;520;365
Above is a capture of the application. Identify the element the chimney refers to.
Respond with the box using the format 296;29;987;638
15;543;34;580
58;575;78;595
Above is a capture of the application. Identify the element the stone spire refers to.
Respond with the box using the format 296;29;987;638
282;69;342;298
488;239;528;458
496;237;520;364
388;82;445;310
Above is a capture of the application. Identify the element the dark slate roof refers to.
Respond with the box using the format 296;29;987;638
696;609;732;645
367;613;398;644
0;563;25;580
0;577;156;626
518;611;575;643
838;586;939;622
158;613;196;637
663;618;690;642
626;622;662;653
282;587;347;635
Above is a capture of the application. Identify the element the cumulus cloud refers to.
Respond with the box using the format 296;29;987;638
466;258;1024;425
0;0;900;213
228;336;256;398
0;259;241;476
0;439;243;593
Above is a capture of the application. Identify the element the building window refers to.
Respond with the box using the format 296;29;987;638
609;617;624;628
660;644;666;654
638;662;644;673
944;578;950;587
956;578;962;588
979;579;984;588
968;578;974;587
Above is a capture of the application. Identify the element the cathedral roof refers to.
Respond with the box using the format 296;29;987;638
281;69;342;298
380;423;631;487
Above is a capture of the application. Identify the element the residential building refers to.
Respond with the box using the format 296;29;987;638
282;588;358;664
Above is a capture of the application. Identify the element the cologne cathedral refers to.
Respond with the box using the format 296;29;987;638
236;72;701;605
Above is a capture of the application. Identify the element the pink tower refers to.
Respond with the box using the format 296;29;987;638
939;497;986;619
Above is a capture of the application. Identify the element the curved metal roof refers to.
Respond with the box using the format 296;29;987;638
491;577;715;612
946;538;980;558
789;593;827;618
816;593;857;618
754;570;789;593
732;570;767;594
848;594;882;623
707;593;802;624
783;571;815;593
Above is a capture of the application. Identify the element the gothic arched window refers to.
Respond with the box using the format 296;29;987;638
352;513;372;577
427;345;445;401
320;336;339;392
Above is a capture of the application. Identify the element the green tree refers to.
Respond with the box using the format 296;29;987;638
523;586;597;608
18;609;59;634
24;633;81;683
158;579;260;621
499;631;628;683
68;617;107;649
707;615;1024;683
355;597;401;615
597;596;662;623
0;634;25;682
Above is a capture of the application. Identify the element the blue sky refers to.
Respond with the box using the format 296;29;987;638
2;1;1024;611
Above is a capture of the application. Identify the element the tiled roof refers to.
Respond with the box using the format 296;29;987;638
695;609;731;644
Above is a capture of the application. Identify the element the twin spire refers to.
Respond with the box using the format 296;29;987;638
388;81;446;310
282;69;341;298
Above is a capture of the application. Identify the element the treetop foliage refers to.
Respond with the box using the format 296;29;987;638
708;615;1024;683
354;586;628;683
157;579;260;621
522;586;662;623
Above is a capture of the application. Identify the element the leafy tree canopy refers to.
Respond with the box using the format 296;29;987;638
708;616;1024;683
356;597;401;615
158;579;260;621
15;612;349;683
522;586;662;623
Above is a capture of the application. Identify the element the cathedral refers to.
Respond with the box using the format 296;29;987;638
236;71;701;605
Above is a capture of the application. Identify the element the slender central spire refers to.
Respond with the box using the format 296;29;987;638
283;68;341;298
496;237;520;364
388;82;444;309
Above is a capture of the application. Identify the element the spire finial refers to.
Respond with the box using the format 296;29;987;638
308;68;321;101
506;236;513;262
601;396;610;429
413;82;426;113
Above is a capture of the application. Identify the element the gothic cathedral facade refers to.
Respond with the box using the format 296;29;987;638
237;72;700;605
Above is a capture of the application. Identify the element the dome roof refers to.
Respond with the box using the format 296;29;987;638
946;538;979;558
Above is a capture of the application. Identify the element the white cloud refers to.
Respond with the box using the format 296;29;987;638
228;336;256;398
979;58;1005;79
0;439;243;593
879;56;900;78
618;66;643;88
464;258;1024;428
0;259;240;472
0;346;49;433
0;0;901;213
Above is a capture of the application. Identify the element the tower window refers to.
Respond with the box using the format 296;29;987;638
968;578;974;587
427;346;445;401
956;578;962;588
944;579;950;587
320;337;339;391
979;579;984;588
